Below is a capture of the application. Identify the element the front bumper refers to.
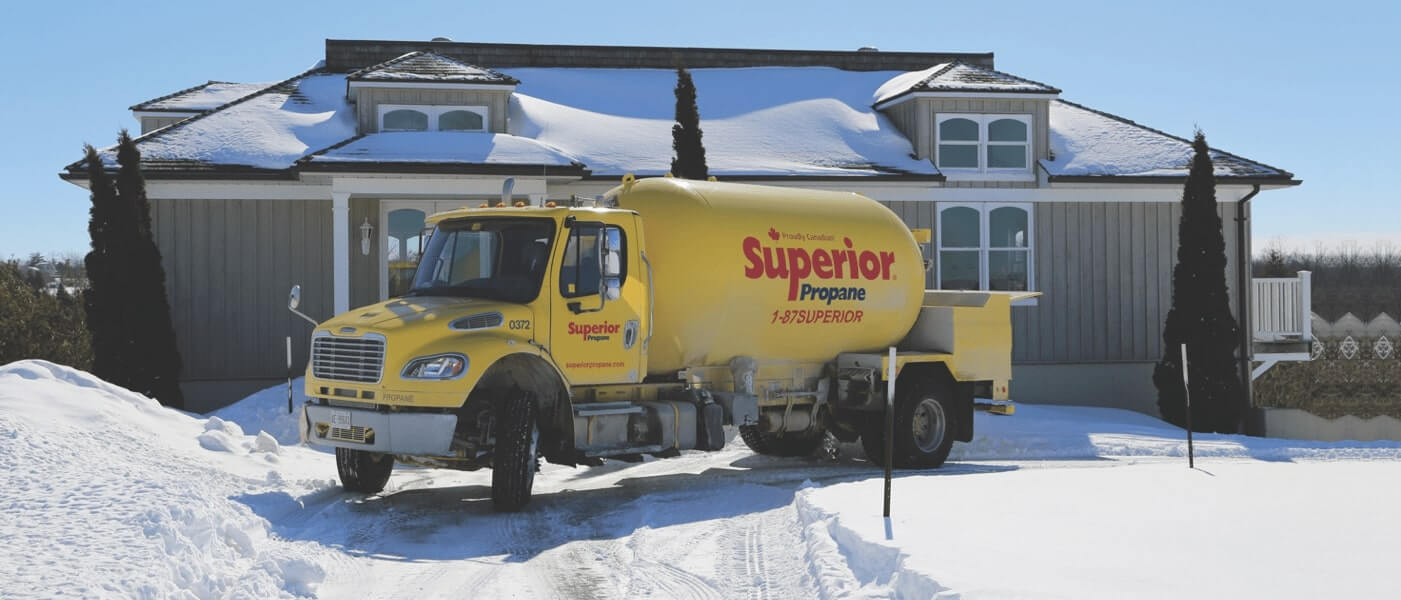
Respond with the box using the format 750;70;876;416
299;402;458;456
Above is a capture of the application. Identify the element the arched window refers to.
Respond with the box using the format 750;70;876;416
382;109;428;132
938;206;981;289
987;118;1028;169
988;206;1030;291
937;203;1034;292
935;114;1033;174
937;117;980;169
378;105;490;132
439;109;485;131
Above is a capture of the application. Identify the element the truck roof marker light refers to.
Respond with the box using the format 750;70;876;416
545;201;557;208
478;203;488;208
621;173;637;192
707;176;717;182
496;202;506;207
514;201;526;207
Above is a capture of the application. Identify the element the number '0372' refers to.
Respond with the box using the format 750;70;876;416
509;320;531;330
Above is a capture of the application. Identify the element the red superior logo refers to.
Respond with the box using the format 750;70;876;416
742;233;896;301
567;321;620;341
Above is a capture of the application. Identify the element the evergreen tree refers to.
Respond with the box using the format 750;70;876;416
670;67;709;180
114;131;185;409
83;144;133;388
1153;131;1244;433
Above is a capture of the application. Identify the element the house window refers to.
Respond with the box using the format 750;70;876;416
937;203;1033;292
935;114;1032;174
383;109;429;132
378;105;488;132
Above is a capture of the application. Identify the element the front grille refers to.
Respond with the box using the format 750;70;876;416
312;335;385;383
330;425;370;443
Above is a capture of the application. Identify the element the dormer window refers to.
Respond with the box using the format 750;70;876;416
936;114;1032;176
378;105;488;132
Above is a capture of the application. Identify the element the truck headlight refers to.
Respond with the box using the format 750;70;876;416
401;354;468;380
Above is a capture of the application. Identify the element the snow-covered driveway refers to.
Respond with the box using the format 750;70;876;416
5;360;1401;599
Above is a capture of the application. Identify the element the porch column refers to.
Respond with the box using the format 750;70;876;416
332;191;350;314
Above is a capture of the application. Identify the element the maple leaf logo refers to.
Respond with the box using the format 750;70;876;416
768;228;780;241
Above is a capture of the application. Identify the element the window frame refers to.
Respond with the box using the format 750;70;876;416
935;202;1036;302
934;113;1033;179
558;222;627;299
377;104;489;132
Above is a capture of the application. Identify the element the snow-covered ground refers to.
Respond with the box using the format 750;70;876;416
4;360;1400;599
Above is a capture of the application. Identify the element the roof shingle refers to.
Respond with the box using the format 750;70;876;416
874;61;1060;105
347;51;518;85
129;81;275;113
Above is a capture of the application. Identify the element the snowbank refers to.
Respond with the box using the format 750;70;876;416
211;378;308;446
799;460;1401;599
305;131;579;166
952;404;1401;462
505;66;938;176
0;361;331;599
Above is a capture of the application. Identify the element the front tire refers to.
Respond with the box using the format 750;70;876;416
336;448;394;493
491;390;539;512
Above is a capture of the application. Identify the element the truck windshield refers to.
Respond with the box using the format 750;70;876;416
406;218;555;303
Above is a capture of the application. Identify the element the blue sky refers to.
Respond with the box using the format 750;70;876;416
2;0;1396;259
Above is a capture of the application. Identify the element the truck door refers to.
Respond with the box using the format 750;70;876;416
550;217;646;385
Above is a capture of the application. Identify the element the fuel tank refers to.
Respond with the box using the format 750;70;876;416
610;178;925;375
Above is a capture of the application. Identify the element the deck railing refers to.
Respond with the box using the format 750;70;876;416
1252;271;1313;343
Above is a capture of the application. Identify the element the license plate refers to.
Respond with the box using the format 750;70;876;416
330;410;352;427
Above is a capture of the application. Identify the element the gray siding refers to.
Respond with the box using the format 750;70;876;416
148;199;333;382
884;101;919;153
355;88;511;133
880;200;1245;365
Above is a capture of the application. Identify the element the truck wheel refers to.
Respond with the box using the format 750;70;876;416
336;448;394;494
491;390;539;512
894;375;956;468
738;425;824;457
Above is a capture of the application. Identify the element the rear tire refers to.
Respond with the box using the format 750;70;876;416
336;448;394;493
860;373;956;469
738;425;824;457
491;390;539;512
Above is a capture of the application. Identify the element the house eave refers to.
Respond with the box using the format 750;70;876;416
297;161;590;177
580;173;947;183
874;90;1060;111
1045;174;1301;187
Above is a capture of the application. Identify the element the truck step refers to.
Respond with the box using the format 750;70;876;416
974;402;1015;416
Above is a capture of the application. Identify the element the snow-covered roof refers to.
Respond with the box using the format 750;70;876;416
129;81;276;113
1041;100;1290;179
347;51;517;85
874;62;1060;105
91;72;356;171
504;66;938;177
71;62;1290;183
302;132;579;167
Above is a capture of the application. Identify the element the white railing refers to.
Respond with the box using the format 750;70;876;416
1252;271;1312;343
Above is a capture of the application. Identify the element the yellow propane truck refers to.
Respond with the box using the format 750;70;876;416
297;177;1029;511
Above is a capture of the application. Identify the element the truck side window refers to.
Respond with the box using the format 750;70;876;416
560;224;625;298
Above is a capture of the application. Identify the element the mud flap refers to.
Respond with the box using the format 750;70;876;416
697;402;726;451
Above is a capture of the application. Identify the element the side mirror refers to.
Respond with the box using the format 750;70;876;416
288;285;301;310
601;227;622;301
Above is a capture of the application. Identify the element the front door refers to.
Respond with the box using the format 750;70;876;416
550;216;646;385
380;200;467;300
